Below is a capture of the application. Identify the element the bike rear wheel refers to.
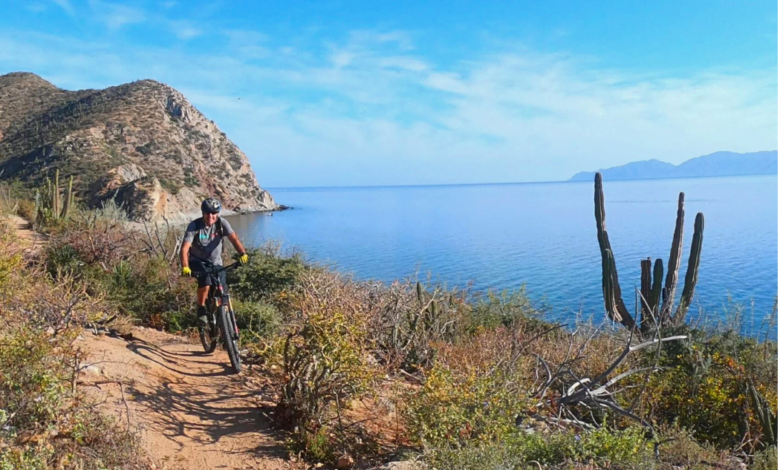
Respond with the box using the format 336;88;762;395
218;304;242;374
199;320;218;353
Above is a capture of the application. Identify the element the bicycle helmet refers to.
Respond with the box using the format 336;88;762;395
201;198;221;214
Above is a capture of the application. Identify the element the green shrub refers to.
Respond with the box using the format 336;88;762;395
16;199;36;223
103;256;194;330
752;446;777;470
0;324;69;431
45;244;84;276
423;427;653;469
641;328;778;450
274;271;378;462
468;287;545;333
0;266;150;469
405;362;529;448
227;248;309;303
234;299;282;339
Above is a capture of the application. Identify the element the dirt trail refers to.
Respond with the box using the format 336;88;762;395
5;214;47;254
7;214;290;469
79;328;291;470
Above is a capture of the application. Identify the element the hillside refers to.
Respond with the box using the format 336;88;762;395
569;150;778;182
0;72;278;221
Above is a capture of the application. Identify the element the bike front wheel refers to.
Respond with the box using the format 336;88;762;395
218;304;242;374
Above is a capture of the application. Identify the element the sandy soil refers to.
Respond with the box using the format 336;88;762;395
77;327;292;470
5;214;47;254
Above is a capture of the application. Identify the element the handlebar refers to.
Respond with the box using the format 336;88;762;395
199;261;241;274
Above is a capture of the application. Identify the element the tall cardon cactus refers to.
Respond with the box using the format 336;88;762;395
595;173;636;331
594;173;704;333
35;169;76;222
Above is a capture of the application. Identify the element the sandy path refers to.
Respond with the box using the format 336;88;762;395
5;214;47;254
6;215;290;469
78;328;291;470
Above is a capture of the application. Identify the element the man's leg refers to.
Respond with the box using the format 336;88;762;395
197;286;210;306
190;258;212;327
196;284;210;326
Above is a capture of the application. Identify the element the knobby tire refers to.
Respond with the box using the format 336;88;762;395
199;317;217;354
218;304;242;374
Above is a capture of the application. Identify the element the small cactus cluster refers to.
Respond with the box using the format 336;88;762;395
595;173;704;333
35;169;75;222
748;379;777;446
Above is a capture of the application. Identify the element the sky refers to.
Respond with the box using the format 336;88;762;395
0;1;777;187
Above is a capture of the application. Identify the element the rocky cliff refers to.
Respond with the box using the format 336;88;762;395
0;72;279;221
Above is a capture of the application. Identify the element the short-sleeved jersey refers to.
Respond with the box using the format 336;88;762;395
183;217;235;265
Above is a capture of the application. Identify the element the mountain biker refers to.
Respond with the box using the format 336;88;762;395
180;198;249;327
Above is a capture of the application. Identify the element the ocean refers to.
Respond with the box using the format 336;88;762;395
226;175;778;338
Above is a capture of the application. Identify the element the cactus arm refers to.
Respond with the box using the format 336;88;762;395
749;380;777;446
661;192;685;322
595;173;636;331
53;169;60;220
602;248;618;321
648;258;664;321
62;175;73;218
640;258;652;332
673;212;704;325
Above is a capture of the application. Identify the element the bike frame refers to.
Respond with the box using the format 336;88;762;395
201;262;240;337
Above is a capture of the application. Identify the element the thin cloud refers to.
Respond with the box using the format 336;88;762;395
169;19;201;40
223;30;270;58
26;3;48;13
51;0;74;16
89;0;146;30
0;27;775;185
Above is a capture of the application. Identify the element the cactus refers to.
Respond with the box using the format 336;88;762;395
640;258;652;328
34;170;75;223
61;175;73;219
661;193;685;322
53;169;60;220
648;259;664;318
748;380;777;446
595;173;636;331
594;173;703;334
673;212;704;325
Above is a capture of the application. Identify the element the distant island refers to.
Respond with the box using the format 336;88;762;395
568;150;778;182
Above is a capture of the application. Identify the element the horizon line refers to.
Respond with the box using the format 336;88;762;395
265;172;778;191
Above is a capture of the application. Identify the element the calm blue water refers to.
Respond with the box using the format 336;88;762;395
226;175;778;338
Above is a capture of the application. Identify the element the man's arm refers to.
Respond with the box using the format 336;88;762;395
226;233;246;256
180;221;198;269
180;241;192;268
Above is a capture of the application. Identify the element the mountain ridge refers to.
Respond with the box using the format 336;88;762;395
0;72;279;221
569;150;778;182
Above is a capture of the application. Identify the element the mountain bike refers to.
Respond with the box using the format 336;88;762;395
196;262;242;374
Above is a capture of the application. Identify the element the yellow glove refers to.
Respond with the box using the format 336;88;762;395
239;253;249;265
182;266;192;277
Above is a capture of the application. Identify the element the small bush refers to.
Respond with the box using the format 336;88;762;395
234;299;282;339
423;426;653;469
406;363;529;447
16;199;36;222
274;271;379;462
468;287;545;333
227;247;309;303
0;238;150;469
641;328;778;450
0;324;70;431
752;446;777;470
